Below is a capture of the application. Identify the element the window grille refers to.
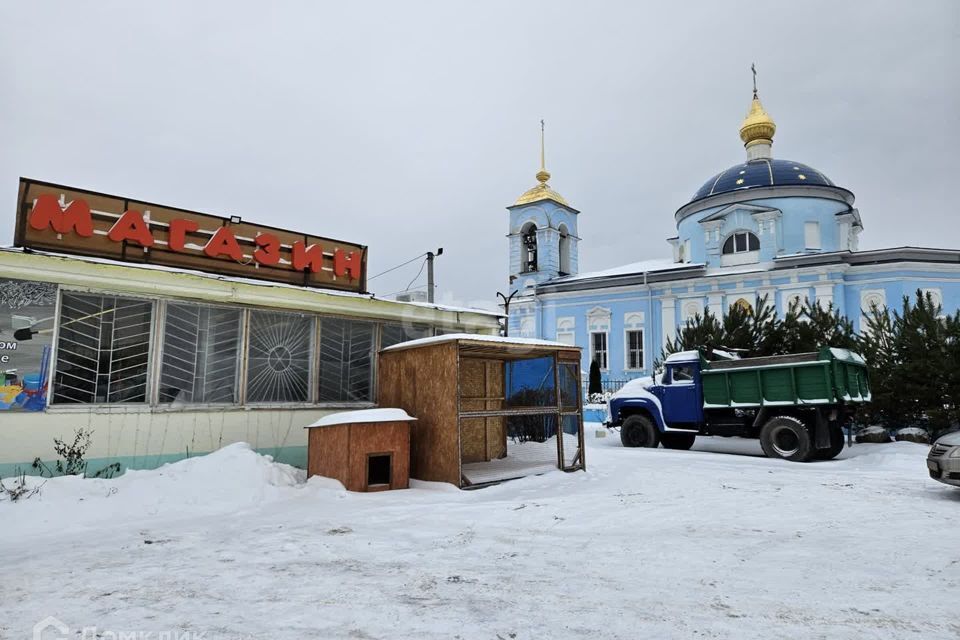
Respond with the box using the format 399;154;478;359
319;317;375;402
380;322;432;349
53;292;153;404
159;303;242;404
246;310;313;403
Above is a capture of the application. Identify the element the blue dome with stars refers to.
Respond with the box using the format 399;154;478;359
690;158;834;203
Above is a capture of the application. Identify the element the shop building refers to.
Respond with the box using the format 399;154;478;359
0;179;499;476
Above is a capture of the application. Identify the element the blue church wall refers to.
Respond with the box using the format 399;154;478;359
676;196;850;268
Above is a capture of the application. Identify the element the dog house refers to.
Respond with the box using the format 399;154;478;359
378;334;585;488
305;408;414;492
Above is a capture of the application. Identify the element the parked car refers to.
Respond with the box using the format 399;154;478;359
927;431;960;488
606;347;871;462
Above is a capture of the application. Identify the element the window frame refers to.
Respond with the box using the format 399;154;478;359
50;288;158;407
721;231;760;255
589;330;609;371
624;328;645;371
156;299;245;406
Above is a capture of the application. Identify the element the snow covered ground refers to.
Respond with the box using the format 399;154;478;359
3;427;958;640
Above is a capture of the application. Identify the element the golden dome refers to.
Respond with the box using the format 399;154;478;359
514;170;569;207
739;94;776;147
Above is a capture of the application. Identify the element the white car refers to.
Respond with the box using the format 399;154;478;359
927;430;960;487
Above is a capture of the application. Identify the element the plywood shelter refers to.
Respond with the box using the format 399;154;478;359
378;334;585;488
306;409;413;492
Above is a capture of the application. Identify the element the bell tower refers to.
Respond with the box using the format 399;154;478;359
506;120;580;293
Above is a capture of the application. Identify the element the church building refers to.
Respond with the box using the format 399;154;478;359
506;87;960;382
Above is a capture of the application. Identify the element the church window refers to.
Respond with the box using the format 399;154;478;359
521;223;538;273
558;224;571;275
722;231;760;254
590;331;608;371
731;298;753;314
625;329;644;370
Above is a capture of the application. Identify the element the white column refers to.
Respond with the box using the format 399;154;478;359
661;297;677;347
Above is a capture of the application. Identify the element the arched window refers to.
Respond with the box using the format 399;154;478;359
731;298;753;314
558;224;571;275
722;231;760;255
521;223;538;273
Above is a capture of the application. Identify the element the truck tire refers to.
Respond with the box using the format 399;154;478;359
813;425;845;460
660;432;696;450
759;416;813;462
620;414;660;448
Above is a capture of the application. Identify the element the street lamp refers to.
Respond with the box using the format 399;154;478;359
496;289;519;336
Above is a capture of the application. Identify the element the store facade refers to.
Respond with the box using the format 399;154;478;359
0;179;500;476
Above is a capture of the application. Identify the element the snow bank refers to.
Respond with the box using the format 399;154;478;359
1;442;305;538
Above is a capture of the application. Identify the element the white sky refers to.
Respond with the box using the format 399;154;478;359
1;1;957;310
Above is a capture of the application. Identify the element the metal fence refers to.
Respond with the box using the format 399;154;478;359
582;379;631;402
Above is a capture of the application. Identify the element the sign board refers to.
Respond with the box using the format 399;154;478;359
14;178;368;293
0;278;55;413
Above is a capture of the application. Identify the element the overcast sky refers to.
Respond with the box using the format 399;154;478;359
2;1;958;310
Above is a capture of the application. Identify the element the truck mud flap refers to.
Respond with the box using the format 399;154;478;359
814;410;830;449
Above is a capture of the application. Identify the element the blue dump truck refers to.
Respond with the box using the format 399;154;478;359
606;348;871;462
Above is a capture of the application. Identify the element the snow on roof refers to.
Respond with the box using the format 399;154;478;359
665;350;700;363
0;246;501;317
306;408;416;428
555;259;699;282
381;332;576;352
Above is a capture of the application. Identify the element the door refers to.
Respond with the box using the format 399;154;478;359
661;363;702;426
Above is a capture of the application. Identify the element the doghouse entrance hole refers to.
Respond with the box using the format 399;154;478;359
367;453;392;487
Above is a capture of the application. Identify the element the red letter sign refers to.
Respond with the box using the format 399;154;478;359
333;249;362;280
292;241;324;272
204;226;243;261
168;218;199;252
254;233;281;266
108;210;154;247
28;194;94;237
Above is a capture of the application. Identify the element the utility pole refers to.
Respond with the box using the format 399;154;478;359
496;289;519;336
426;248;443;303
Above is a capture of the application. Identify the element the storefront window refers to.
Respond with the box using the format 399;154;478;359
246;310;313;403
380;322;432;349
53;292;154;404
319;317;375;402
159;303;242;404
0;278;57;412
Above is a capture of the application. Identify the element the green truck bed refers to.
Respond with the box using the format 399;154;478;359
701;347;871;409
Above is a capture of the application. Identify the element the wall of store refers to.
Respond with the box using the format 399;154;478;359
0;250;500;476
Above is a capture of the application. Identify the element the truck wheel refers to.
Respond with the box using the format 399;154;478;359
661;432;696;450
760;416;813;462
620;414;660;448
814;425;845;460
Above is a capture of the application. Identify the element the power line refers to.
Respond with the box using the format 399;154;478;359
382;283;428;298
367;252;428;281
403;256;428;292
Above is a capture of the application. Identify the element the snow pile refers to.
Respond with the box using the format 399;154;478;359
894;427;931;443
3;442;305;534
855;424;891;443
